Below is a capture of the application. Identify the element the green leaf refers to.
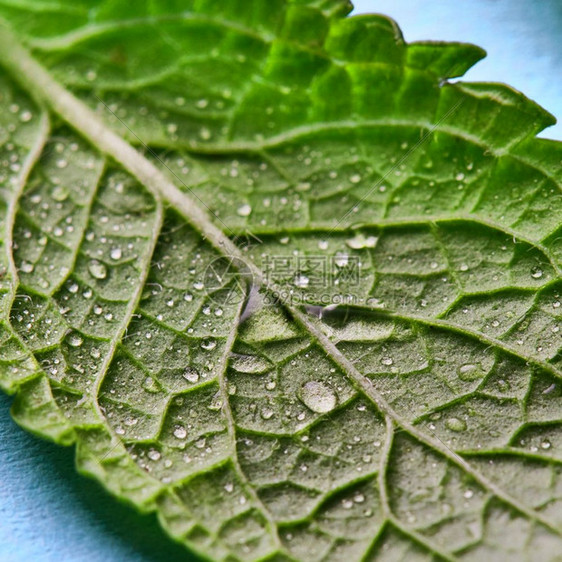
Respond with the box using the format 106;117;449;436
1;1;562;560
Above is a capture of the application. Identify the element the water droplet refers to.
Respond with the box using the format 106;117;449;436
541;439;552;450
88;260;107;280
334;252;349;268
350;174;362;184
67;332;83;347
463;489;474;499
142;376;159;393
51;186;69;201
318;240;328;250
19;261;34;273
19;110;33;122
293;274;309;288
183;367;199;383
201;338;217;351
457;363;484;382
260;407;274;420
148;449;161;461
173;426;187;439
110;247;122;260
381;357;393;366
346;233;378;249
237;204;252;217
531;266;544;279
299;381;337;414
208;392;223;411
445;417;467;432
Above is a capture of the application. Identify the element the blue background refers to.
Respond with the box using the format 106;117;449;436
1;2;561;561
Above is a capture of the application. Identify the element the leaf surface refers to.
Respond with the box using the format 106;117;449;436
1;1;562;560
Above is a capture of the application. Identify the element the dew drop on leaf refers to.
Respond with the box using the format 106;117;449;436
19;261;34;273
88;260;107;280
457;363;484;381
147;449;161;461
260;407;274;420
201;338;217;351
299;381;337;413
346;233;378;249
208;392;223;411
51;185;69;201
173;426;187;439
334;252;349;268
142;376;159;393
237;203;252;217
66;332;83;347
183;367;199;383
445;417;467;432
531;266;544;279
293;274;309;288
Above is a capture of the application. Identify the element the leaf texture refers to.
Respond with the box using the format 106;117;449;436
1;1;562;561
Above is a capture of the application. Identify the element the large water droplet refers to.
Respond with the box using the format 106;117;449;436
67;332;83;347
237;204;252;217
183;367;200;383
531;266;544;279
293;274;309;288
445;417;467;432
20;261;34;274
173;426;187;439
457;363;485;382
260;407;274;420
142;376;159;393
88;260;107;280
147;449;161;461
208;392;223;411
51;186;69;201
334;252;349;268
346;233;378;249
299;381;337;414
201;338;217;351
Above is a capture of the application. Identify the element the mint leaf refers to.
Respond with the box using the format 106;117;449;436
1;2;562;560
